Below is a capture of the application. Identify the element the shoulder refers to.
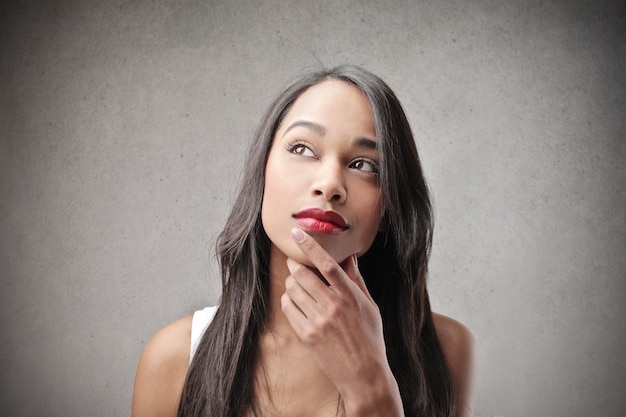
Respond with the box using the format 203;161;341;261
432;312;475;417
432;313;474;357
131;315;193;417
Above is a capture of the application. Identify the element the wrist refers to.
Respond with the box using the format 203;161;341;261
340;366;404;417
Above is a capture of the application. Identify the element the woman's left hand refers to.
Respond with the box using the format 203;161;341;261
281;228;404;416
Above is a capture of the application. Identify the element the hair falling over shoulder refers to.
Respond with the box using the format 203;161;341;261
177;65;456;417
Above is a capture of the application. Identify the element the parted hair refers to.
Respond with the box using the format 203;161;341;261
178;64;455;417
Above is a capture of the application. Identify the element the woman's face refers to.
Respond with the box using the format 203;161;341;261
261;80;384;266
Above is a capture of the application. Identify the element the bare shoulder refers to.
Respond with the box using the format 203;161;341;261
432;312;474;355
131;315;193;417
432;312;475;417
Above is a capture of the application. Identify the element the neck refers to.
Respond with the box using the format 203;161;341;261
264;244;300;342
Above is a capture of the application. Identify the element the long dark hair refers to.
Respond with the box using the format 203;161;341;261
178;65;455;417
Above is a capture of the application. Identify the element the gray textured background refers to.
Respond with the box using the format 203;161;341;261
1;1;625;416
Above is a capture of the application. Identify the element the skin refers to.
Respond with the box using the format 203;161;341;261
261;80;384;266
131;80;474;417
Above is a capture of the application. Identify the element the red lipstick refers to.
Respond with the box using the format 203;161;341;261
292;208;349;235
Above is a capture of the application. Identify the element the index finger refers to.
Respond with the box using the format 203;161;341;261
290;227;351;291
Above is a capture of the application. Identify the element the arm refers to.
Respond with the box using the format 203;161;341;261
433;313;475;417
131;315;193;417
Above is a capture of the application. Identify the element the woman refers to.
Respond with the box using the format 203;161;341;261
132;65;474;417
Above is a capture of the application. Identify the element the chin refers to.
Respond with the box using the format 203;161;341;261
294;249;349;268
290;238;354;267
267;229;368;269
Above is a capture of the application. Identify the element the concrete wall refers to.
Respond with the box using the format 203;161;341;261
1;1;624;416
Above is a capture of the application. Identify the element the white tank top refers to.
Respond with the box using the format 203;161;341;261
190;306;218;363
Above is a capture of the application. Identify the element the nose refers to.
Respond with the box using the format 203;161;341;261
311;161;347;203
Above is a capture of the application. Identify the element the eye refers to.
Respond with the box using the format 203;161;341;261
350;159;379;174
287;143;316;158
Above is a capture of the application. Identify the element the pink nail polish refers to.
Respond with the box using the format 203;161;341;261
291;228;305;243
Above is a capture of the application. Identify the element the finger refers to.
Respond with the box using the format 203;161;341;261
290;228;350;291
341;254;374;303
287;258;331;298
284;269;325;319
280;291;309;332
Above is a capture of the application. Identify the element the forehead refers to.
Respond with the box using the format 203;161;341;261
277;79;376;139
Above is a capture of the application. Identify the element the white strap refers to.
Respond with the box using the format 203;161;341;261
190;306;217;363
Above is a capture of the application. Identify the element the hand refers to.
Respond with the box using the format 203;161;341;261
281;228;404;416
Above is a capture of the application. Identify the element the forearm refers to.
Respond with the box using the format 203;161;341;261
340;365;405;417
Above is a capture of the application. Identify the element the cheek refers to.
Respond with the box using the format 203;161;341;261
262;172;290;214
366;190;384;226
261;172;277;224
262;154;281;205
261;153;291;233
354;196;384;255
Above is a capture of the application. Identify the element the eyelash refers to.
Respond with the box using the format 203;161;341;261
349;159;379;174
285;142;315;158
284;141;379;175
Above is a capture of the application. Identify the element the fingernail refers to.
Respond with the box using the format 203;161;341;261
353;254;359;269
291;228;306;243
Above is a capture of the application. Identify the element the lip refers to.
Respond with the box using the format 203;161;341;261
292;208;349;235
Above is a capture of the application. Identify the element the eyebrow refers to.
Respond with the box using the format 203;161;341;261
354;137;377;150
282;120;378;150
282;120;326;138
